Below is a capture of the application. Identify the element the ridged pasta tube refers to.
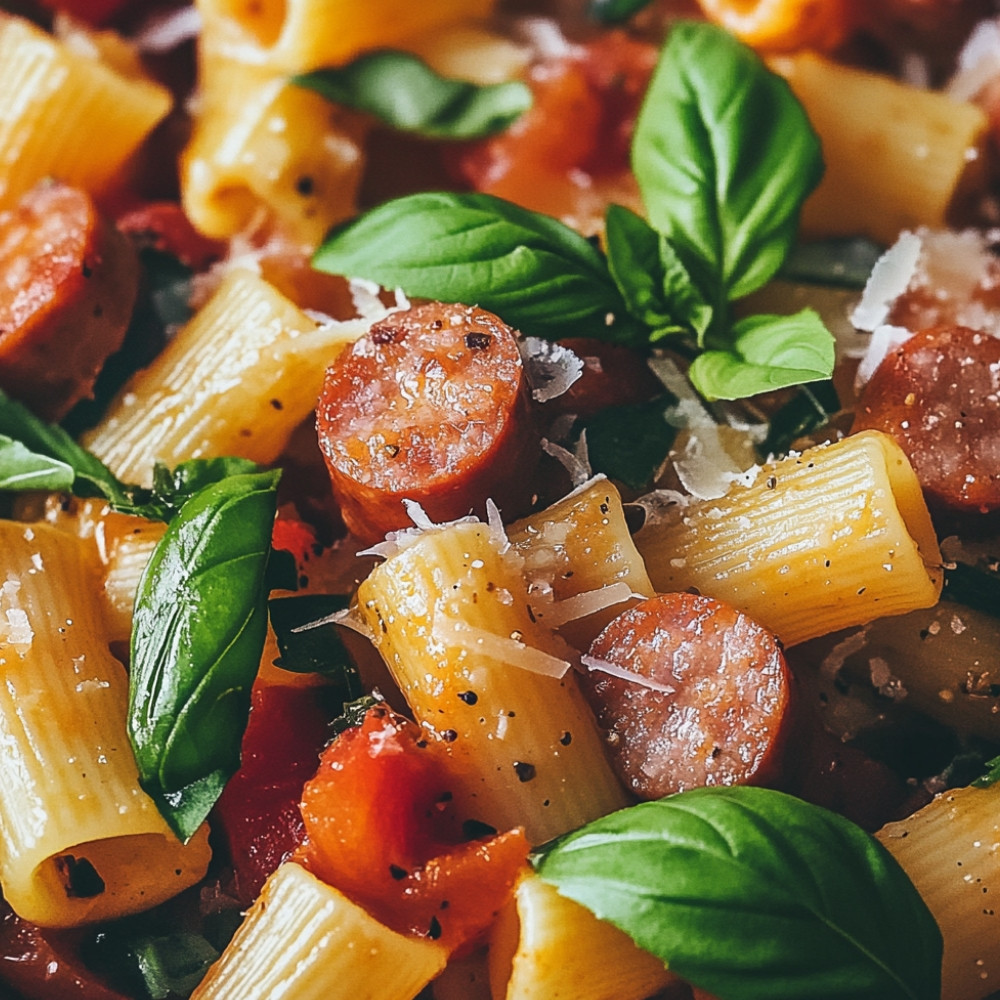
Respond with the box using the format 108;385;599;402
355;521;630;845
190;861;447;1000
635;431;943;646
0;521;210;927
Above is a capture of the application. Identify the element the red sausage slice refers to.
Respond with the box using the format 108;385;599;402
316;301;539;542
0;181;139;422
580;593;791;800
852;324;1000;513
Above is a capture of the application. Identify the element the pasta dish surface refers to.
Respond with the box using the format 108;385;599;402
0;1;997;999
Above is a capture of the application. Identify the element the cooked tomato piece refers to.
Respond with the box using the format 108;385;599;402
297;704;528;953
316;301;540;543
0;181;138;422
451;33;655;223
213;685;336;905
581;593;793;799
852;325;1000;514
35;0;131;26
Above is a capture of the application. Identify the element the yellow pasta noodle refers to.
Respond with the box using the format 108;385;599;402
489;873;679;1000
878;783;1000;1000
0;521;210;928
355;520;630;844
196;0;496;73
83;269;370;485
0;15;171;207
635;431;943;646
772;52;988;245
508;476;654;651
191;861;447;1000
182;56;369;243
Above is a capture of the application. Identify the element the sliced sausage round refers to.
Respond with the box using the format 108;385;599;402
316;301;539;542
0;181;139;422
580;592;792;800
852;324;1000;513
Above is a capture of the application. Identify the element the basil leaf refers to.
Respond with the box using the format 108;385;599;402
0;390;132;505
578;394;679;491
268;594;361;684
312;191;636;341
632;21;823;302
132;933;220;1000
293;51;531;140
604;204;712;340
589;0;655;22
128;471;280;841
975;754;1000;788
533;787;941;1000
688;309;834;400
0;435;76;491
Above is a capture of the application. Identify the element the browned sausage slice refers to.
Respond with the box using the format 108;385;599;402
316;301;539;543
0;181;139;422
580;592;791;800
852;324;1000;513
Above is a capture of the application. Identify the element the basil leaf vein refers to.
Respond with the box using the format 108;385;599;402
294;51;531;140
532;787;941;1000
128;470;280;841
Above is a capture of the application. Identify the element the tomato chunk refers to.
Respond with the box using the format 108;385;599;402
213;685;336;905
297;705;528;953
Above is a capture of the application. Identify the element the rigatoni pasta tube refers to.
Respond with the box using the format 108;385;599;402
508;476;654;651
182;57;368;244
83;269;369;485
190;861;447;1000
355;521;630;845
197;0;496;73
878;783;1000;1000
635;431;943;647
489;873;679;1000
0;15;171;207
772;52;988;245
0;521;210;928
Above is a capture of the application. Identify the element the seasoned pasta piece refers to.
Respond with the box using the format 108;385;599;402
196;0;496;74
182;57;368;244
773;52;988;244
508;476;654;651
0;15;170;207
0;521;210;928
489;873;679;1000
878;783;1000;1000
635;431;943;646
82;269;370;485
355;520;630;845
190;861;447;1000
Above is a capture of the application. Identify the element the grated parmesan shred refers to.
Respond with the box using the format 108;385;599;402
580;654;675;695
520;337;584;402
529;582;639;628
434;615;572;679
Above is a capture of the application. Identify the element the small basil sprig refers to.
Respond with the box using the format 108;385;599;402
314;22;833;402
129;471;280;841
293;51;532;140
314;191;638;341
533;787;941;1000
